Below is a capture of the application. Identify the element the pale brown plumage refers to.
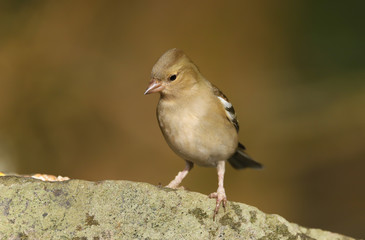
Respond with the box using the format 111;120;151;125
145;48;262;219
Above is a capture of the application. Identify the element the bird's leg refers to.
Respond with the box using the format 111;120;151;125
209;160;227;220
166;160;194;189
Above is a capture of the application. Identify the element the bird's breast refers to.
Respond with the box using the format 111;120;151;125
157;97;238;167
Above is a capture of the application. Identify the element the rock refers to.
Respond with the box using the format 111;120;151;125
0;176;355;240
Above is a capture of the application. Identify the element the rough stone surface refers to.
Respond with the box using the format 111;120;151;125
0;176;356;240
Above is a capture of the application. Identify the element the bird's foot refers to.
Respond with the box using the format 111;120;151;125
166;180;185;190
165;162;193;190
209;188;227;220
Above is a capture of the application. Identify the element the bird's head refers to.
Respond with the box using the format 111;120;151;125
144;48;201;97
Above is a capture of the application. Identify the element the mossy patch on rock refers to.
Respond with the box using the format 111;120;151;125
188;207;208;225
85;213;99;226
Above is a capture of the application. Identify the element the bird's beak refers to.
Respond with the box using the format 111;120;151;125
144;79;164;95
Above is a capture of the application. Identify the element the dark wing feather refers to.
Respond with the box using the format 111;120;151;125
211;85;239;132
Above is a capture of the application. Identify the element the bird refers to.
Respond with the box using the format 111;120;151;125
144;48;262;219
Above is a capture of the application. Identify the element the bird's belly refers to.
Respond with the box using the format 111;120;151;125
158;111;237;167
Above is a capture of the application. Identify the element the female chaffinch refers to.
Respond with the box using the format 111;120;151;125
145;48;262;219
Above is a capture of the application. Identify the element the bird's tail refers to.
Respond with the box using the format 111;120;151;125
228;143;263;169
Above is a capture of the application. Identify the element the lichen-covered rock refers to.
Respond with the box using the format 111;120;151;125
0;176;355;240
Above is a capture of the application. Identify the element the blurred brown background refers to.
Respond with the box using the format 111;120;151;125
0;0;364;238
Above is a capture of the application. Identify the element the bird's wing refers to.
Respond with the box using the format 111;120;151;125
211;85;239;132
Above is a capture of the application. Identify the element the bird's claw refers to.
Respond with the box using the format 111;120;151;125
209;190;227;220
166;181;185;190
166;185;185;190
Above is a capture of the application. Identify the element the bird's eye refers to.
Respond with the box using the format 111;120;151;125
169;74;177;81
